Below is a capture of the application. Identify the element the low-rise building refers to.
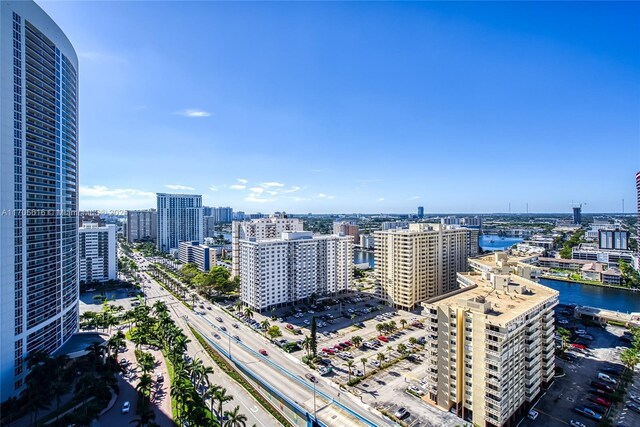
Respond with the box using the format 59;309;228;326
178;241;216;272
422;273;558;427
572;244;638;269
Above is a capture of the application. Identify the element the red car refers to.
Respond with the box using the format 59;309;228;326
571;343;587;350
259;349;268;356
411;321;424;328
378;336;389;342
343;340;352;346
322;348;335;355
335;344;346;350
588;396;611;407
286;324;294;330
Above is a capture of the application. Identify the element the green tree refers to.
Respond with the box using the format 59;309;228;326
310;316;318;358
243;307;254;319
267;325;282;341
213;387;234;422
345;360;355;382
621;348;639;372
400;319;407;329
360;357;368;376
352;335;363;348
377;353;386;365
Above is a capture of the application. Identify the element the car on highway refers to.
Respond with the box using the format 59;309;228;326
394;407;409;419
573;406;602;420
122;401;131;414
220;326;227;331
232;323;239;328
232;335;241;341
259;349;268;356
213;333;220;339
215;317;223;322
305;373;318;383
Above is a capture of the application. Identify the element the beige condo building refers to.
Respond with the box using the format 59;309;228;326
374;223;476;309
422;258;558;427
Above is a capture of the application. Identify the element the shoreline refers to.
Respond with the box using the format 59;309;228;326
539;275;639;292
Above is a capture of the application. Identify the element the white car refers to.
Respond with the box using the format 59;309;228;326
370;360;380;367
570;421;586;427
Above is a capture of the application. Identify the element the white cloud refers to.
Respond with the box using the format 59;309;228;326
378;198;385;202
249;187;265;194
282;186;301;193
209;185;219;192
409;196;420;200
230;184;246;190
261;182;284;188
245;194;274;203
317;193;335;200
80;185;155;199
266;191;278;196
237;178;248;184
174;109;211;118
165;184;195;191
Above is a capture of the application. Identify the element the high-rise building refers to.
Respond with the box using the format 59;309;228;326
573;206;582;225
636;171;640;261
204;216;217;237
422;272;557;427
418;206;424;219
156;193;203;253
0;0;79;399
374;224;473;310
238;231;353;311
79;224;117;283
214;206;233;223
598;229;629;251
231;214;304;277
126;209;157;243
333;221;359;245
178;241;216;272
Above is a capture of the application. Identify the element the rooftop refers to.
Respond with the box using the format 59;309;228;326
427;273;558;325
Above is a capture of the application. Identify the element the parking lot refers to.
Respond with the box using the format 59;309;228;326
521;305;635;427
79;287;142;314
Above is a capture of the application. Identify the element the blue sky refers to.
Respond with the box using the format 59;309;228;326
38;1;639;214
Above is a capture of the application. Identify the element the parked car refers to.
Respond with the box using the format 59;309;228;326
407;385;425;396
353;369;364;377
588;396;611;407
259;349;268;356
321;348;335;355
573;406;602;420
584;404;606;415
597;372;616;383
318;366;333;376
569;421;587;427
378;336;389;342
627;402;640;414
527;409;539;420
370;360;380;368
589;388;612;398
572;343;587;350
394;407;409;419
305;373;318;383
590;381;614;393
122;401;131;414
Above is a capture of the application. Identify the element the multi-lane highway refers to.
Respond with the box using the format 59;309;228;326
134;254;393;427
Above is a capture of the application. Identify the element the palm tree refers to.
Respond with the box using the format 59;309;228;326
409;337;417;346
109;331;126;358
224;405;248;427
397;343;408;355
352;336;363;348
345;360;355;382
400;319;407;329
203;384;222;416
377;352;386;365
360;357;368;375
214;387;234;422
243;307;254;319
388;320;397;332
375;323;384;334
234;301;243;312
260;319;271;335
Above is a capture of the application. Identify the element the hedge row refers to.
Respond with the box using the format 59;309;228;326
189;326;294;427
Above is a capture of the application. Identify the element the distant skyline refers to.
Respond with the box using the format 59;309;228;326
38;1;639;213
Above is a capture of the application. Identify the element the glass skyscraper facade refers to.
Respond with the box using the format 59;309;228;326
0;0;79;400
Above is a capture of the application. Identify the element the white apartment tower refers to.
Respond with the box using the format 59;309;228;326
0;0;79;399
156;193;203;253
79;224;117;283
423;270;557;427
231;214;304;277
374;223;474;310
239;232;353;311
126;209;157;243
